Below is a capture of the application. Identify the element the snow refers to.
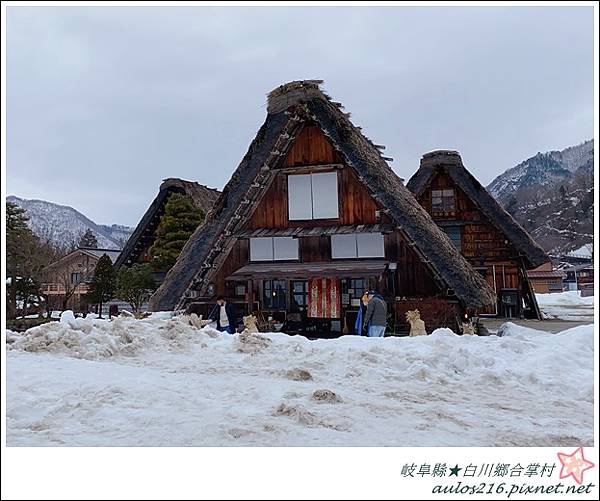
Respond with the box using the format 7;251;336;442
6;314;594;446
566;243;593;258
59;310;76;323
536;291;594;321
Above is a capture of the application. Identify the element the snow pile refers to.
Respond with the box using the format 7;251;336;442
6;315;594;446
6;315;215;360
536;290;594;320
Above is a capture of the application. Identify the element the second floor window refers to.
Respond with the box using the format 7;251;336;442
249;237;299;261
288;171;339;220
331;233;385;259
432;189;455;214
71;272;82;284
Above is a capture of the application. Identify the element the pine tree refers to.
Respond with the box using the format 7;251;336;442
116;264;157;315
79;228;99;248
86;254;116;318
149;193;205;271
6;202;60;319
7;201;30;233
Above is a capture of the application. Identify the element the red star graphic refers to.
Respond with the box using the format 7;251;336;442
557;447;595;484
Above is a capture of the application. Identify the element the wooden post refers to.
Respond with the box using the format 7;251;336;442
247;279;253;315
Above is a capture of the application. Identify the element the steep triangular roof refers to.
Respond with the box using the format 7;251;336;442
406;150;548;269
149;81;495;311
115;178;220;268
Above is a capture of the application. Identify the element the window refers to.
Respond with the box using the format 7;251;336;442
71;272;82;284
330;234;356;259
432;189;455;213
291;280;308;311
442;226;461;250
263;280;287;310
249;238;273;261
235;284;247;297
274;237;298;260
288;172;339;220
331;233;385;259
341;278;366;307
249;237;298;261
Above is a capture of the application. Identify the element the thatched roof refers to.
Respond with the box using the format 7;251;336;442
149;81;496;311
406;150;548;269
114;178;220;268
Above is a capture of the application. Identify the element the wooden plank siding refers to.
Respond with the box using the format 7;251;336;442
415;170;539;317
247;126;388;229
283;125;343;167
420;171;521;263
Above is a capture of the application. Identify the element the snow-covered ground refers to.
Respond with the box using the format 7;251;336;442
6;314;594;447
536;290;594;321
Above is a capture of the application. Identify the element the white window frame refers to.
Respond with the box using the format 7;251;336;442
249;237;299;261
288;171;339;220
331;233;385;259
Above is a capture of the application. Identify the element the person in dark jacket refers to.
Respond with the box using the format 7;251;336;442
208;296;236;334
364;291;387;337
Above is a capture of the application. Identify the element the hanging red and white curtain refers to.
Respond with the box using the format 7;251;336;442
308;277;341;318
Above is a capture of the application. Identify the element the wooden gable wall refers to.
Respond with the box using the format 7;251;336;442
246;125;386;229
418;170;521;264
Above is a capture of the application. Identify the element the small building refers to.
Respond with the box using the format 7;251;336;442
407;150;549;319
114;178;220;282
526;262;565;294
149;80;495;335
41;247;121;312
563;263;594;293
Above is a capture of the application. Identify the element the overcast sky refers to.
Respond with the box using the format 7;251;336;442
6;6;594;226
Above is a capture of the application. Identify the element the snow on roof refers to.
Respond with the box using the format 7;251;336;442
566;244;593;259
79;247;121;263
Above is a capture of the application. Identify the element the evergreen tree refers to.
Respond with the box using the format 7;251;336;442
116;264;157;315
87;254;116;318
149;193;205;271
7;201;30;233
6;202;60;319
79;228;99;248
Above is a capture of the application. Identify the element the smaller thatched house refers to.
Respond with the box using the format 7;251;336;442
149;80;496;335
114;178;220;279
407;150;548;319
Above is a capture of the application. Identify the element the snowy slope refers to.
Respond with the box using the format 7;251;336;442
6;195;133;250
6;315;593;446
486;140;594;254
488;139;593;200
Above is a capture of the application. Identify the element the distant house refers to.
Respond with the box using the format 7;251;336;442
526;262;565;294
407;150;549;319
114;178;220;282
563;263;594;293
41;247;121;312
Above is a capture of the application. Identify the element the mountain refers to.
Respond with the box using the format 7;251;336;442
487;140;594;256
488;139;593;201
6;196;133;251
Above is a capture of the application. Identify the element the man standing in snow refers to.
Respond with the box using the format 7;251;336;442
364;291;387;337
208;296;236;334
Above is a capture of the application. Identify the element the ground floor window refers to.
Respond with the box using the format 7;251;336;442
291;280;308;312
263;279;287;310
341;278;367;307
